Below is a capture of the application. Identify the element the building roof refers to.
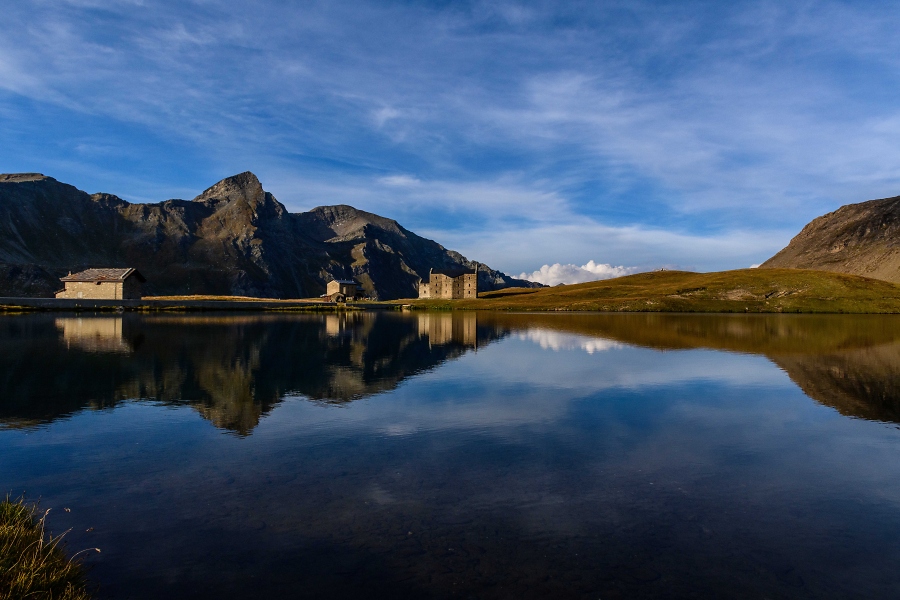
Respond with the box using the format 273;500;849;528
330;279;357;285
431;267;476;278
60;268;146;283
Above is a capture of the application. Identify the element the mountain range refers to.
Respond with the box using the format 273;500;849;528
0;172;538;299
762;194;900;283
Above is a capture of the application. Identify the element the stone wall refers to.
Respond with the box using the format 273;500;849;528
418;272;477;299
56;281;124;300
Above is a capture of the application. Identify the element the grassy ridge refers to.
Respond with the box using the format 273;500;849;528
407;268;900;313
1;497;94;600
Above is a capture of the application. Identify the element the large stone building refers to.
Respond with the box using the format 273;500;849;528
418;267;477;299
56;268;145;300
325;279;358;302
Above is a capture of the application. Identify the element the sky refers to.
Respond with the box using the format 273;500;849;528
3;0;900;283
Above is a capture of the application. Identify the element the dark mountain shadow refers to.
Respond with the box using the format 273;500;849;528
0;312;506;435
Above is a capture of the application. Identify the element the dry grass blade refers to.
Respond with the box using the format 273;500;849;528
0;495;95;600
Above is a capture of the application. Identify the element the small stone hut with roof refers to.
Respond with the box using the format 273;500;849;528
418;267;477;299
325;279;358;302
55;268;146;300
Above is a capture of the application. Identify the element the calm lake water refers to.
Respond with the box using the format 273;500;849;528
2;311;900;599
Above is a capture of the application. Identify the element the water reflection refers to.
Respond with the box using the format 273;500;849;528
478;313;900;424
0;312;499;434
4;312;900;599
56;317;134;353
2;312;900;433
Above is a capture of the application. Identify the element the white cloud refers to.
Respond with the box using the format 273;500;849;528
519;329;623;354
518;260;638;286
378;174;421;187
373;107;401;128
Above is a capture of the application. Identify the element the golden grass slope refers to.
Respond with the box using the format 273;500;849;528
404;268;900;313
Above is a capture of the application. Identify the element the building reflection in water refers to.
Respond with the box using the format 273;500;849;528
56;317;132;353
417;312;478;348
324;314;345;338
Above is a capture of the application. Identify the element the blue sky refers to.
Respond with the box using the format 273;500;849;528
3;0;900;281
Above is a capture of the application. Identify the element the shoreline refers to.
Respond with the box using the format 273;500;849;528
5;268;900;314
0;297;398;313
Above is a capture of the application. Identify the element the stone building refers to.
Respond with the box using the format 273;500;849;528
325;279;358;302
56;268;145;300
418;267;477;299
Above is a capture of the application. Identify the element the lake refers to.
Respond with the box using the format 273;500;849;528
2;311;900;599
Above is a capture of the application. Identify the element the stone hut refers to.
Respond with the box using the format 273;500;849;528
418;267;477;299
56;268;146;300
325;279;358;302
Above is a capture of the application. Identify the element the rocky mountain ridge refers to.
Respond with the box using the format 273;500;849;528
761;194;900;283
0;171;538;299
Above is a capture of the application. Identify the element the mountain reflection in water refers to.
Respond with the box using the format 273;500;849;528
0;312;498;434
2;312;900;433
481;312;900;424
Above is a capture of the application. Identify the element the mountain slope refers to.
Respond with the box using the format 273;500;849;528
761;195;900;283
0;172;538;299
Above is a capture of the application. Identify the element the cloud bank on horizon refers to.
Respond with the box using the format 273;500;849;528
2;1;900;276
519;260;637;286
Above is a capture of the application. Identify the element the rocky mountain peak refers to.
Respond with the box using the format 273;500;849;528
193;171;284;218
0;173;52;183
762;194;900;283
304;204;403;240
195;171;262;200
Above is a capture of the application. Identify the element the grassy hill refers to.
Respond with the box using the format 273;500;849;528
402;268;900;313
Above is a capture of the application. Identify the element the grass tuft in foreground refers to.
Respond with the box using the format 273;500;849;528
1;496;95;600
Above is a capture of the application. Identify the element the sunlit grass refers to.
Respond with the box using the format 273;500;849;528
1;496;96;600
402;268;900;313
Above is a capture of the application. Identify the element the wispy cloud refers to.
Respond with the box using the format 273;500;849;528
3;0;900;273
378;174;421;187
426;219;792;275
255;169;793;273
